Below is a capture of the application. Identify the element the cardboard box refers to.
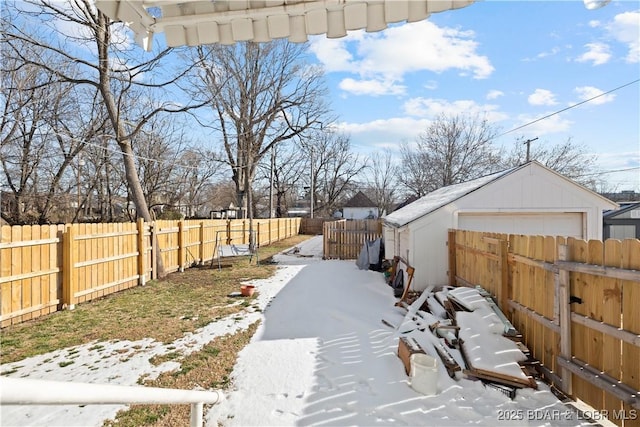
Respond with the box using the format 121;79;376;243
397;336;425;375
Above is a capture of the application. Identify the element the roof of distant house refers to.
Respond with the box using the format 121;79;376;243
603;201;640;218
343;191;376;208
391;195;419;213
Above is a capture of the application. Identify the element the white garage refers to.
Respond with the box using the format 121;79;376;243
457;212;585;237
383;161;617;290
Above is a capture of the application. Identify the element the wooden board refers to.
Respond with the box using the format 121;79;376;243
397;336;425;375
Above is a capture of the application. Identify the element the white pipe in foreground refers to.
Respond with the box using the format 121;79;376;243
0;377;223;427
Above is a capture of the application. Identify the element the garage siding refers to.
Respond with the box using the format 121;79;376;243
458;212;584;238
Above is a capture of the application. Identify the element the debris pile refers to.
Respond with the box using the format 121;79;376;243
382;263;538;398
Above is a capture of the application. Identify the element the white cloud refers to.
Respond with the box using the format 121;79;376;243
513;113;573;137
588;20;601;28
50;2;134;53
401;98;508;122
576;42;611;65
607;10;640;63
309;20;494;96
528;89;558;106
486;90;504;100
536;46;562;59
338;78;405;96
573;86;616;105
423;80;438;90
339;117;427;135
308;36;355;72
523;45;568;62
340;100;510;153
337;117;432;149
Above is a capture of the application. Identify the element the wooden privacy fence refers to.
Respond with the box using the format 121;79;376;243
0;218;301;327
449;229;640;426
300;218;336;235
323;219;382;260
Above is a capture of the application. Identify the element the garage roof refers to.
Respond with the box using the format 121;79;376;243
384;167;516;228
94;0;475;50
384;161;617;228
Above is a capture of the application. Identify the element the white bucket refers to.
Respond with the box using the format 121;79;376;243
409;353;438;395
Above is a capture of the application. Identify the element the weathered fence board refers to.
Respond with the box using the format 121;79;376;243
0;218;300;327
322;219;382;260
0;224;64;326
451;229;640;426
622;239;640;421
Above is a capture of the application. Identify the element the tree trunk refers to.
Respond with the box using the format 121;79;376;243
95;12;165;277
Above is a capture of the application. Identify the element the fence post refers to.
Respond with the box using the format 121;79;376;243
322;222;328;259
499;238;509;312
137;218;146;286
62;225;77;310
199;221;205;266
178;220;185;272
338;222;344;259
557;243;573;396
151;222;158;280
448;229;456;287
242;220;247;244
226;220;231;245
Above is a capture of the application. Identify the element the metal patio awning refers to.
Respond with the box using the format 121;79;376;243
94;0;475;51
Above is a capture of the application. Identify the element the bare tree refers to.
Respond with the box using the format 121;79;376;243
504;136;599;188
396;141;432;198
1;30;107;224
366;151;398;217
397;113;503;197
81;134;127;222
254;141;308;217
191;41;330;223
304;131;368;217
3;0;206;273
131;118;185;217
203;180;238;216
173;148;224;218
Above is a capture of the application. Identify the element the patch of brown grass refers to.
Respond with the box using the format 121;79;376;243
0;234;312;364
2;234;314;426
104;322;259;427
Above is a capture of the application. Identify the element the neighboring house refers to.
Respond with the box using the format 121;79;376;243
210;203;241;219
286;206;310;218
383;161;618;291
343;191;378;220
390;195;419;214
603;202;640;239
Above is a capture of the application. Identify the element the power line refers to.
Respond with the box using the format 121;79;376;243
576;166;640;178
498;78;640;138
2;119;214;172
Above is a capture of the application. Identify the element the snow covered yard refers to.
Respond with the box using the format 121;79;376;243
2;236;600;426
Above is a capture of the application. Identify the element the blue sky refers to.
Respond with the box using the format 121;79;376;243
13;0;637;192
304;1;640;192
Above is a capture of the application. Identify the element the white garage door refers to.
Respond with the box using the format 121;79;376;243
458;213;584;238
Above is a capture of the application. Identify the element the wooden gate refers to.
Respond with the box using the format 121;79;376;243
323;219;382;259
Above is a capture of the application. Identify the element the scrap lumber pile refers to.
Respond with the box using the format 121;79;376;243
383;281;539;397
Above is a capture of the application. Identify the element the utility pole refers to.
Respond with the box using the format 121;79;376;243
76;154;85;221
269;146;275;218
310;146;314;219
524;137;538;162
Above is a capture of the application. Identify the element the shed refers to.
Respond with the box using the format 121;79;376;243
343;191;378;220
383;161;618;290
603;202;640;239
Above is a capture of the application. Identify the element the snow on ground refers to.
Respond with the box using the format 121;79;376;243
2;236;598;426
